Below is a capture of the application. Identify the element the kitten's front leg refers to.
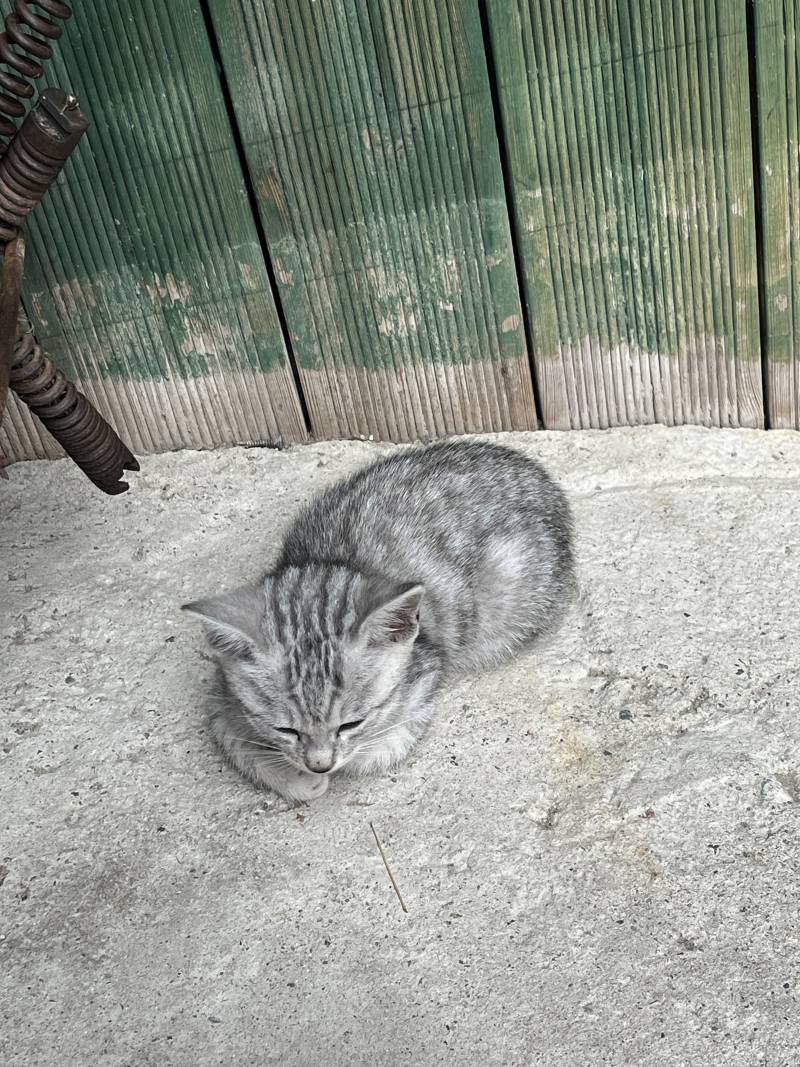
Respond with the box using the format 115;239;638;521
247;760;329;803
212;720;329;802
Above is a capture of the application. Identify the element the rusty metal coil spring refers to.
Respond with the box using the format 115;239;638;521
11;325;140;494
0;1;72;154
0;118;63;218
0;89;88;240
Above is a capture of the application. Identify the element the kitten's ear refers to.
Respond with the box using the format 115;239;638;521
359;583;424;650
181;584;265;659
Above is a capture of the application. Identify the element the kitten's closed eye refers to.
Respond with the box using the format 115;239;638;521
274;726;299;737
337;719;364;734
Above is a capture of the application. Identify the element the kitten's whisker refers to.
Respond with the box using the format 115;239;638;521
355;733;410;756
364;718;417;741
231;747;288;763
367;716;417;735
355;736;407;758
225;735;281;751
357;736;401;753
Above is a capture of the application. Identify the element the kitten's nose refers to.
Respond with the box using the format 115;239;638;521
305;747;335;774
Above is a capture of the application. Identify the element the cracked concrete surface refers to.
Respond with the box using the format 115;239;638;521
2;426;799;1066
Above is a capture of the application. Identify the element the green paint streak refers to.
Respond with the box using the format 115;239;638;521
755;0;800;427
1;0;297;394
208;0;535;438
486;0;762;429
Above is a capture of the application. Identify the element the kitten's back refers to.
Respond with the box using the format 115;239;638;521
277;441;573;674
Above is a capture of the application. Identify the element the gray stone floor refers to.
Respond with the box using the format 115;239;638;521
2;427;798;1066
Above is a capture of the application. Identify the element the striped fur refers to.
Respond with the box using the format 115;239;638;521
184;441;574;801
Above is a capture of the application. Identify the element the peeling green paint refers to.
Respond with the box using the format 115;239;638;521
207;0;536;437
7;0;774;442
755;0;800;426
5;0;296;392
486;0;762;429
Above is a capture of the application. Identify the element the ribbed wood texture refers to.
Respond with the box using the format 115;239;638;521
486;0;763;429
0;0;306;461
208;0;538;441
756;0;800;428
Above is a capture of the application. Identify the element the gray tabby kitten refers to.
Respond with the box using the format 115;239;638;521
184;440;574;801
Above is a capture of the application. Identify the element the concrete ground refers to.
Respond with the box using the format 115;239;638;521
1;426;799;1067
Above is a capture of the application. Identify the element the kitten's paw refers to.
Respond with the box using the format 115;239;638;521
280;771;329;802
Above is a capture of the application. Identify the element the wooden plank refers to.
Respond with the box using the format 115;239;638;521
0;0;306;461
755;0;800;427
486;0;763;429
207;0;538;441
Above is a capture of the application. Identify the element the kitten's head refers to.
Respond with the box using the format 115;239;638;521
182;566;424;775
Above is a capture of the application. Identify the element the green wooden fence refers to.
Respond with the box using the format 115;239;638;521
1;0;797;461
